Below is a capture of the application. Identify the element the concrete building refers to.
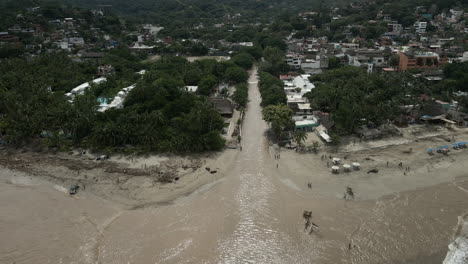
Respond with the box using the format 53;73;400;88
414;22;427;34
346;49;385;67
385;22;403;37
398;51;448;71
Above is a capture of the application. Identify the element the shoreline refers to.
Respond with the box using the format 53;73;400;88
1;126;468;205
0;147;239;208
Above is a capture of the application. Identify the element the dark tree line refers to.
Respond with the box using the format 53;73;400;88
305;66;432;134
0;53;253;153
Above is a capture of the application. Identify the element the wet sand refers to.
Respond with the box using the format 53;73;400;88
1;66;468;263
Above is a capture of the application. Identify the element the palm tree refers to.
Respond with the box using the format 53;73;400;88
293;130;308;148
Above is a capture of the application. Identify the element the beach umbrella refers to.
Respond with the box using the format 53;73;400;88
427;148;434;152
437;146;443;149
443;145;450;149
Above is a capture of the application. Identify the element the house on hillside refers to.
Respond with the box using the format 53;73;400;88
97;65;114;76
346;49;386;67
210;98;233;117
185;86;198;93
398;51;448;71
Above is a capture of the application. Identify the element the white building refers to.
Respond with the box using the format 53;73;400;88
68;37;85;46
66;77;107;101
450;9;464;20
185;86;198;93
415;22;427;34
385;22;403;37
239;42;253;47
285;54;302;69
98;84;136;112
283;75;315;104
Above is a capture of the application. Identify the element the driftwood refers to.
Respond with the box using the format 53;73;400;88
402;148;413;154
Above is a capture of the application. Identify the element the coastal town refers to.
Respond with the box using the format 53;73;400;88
0;0;468;263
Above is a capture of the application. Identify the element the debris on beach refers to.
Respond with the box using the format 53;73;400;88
69;184;79;195
402;148;413;154
96;155;108;161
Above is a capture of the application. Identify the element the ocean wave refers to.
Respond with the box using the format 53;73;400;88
443;214;468;264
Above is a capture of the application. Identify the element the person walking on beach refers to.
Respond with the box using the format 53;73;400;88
305;219;311;231
327;161;329;167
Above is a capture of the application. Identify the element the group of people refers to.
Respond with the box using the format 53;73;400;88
397;162;410;174
321;155;334;168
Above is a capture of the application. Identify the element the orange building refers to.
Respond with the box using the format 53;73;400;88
398;51;448;71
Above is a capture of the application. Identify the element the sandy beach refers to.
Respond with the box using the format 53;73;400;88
1;66;467;263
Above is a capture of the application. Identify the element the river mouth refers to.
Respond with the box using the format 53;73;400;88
1;66;468;263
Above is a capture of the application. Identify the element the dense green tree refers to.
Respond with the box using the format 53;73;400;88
225;66;248;84
262;104;294;139
305;67;428;134
197;75;218;96
232;52;255;70
293;130;308;147
232;83;249;108
328;56;342;69
258;72;287;106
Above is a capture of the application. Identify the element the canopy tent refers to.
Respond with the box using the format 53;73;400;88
343;164;351;172
352;162;360;170
331;166;340;173
332;157;341;165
